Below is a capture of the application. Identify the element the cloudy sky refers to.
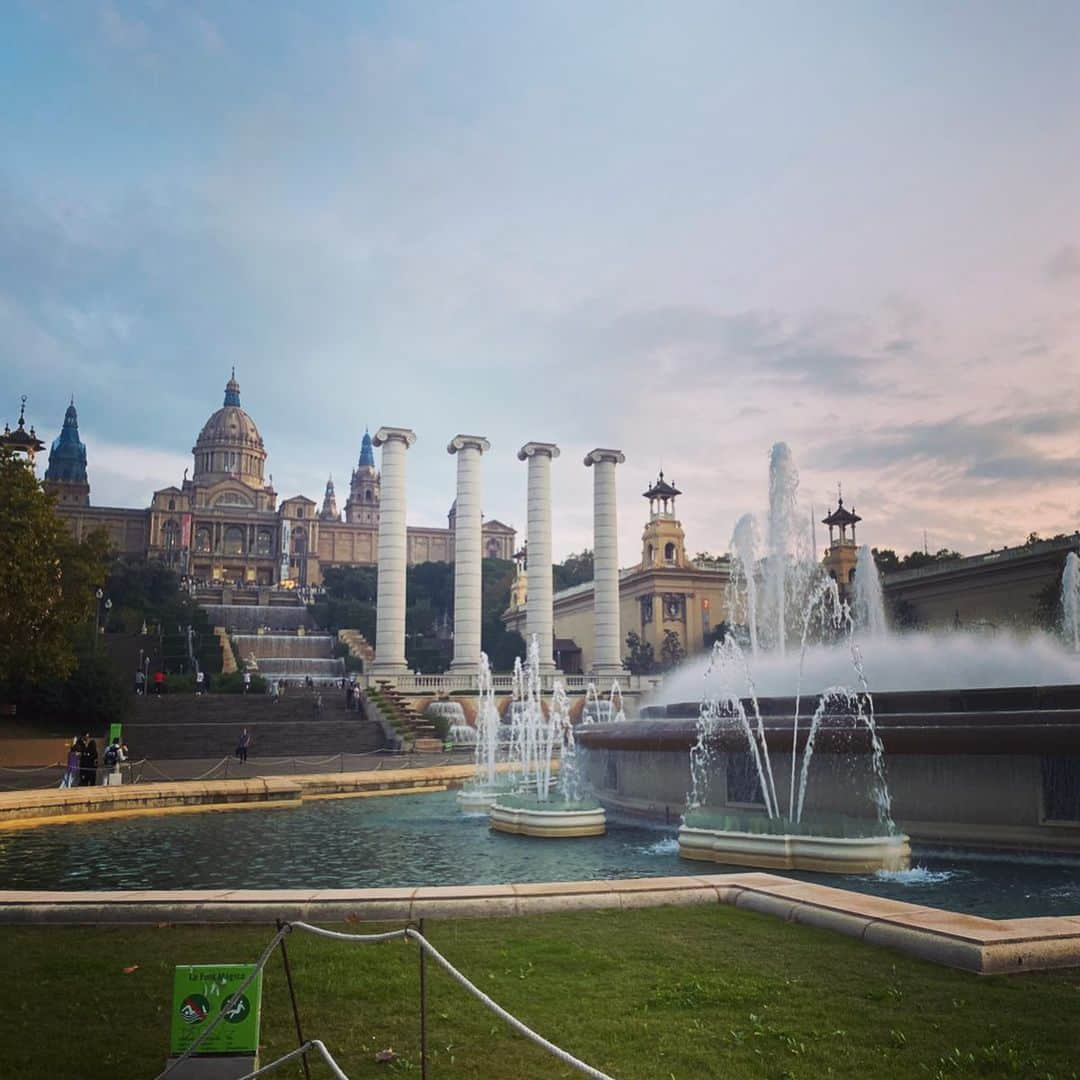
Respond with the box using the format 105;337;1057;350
4;1;1079;562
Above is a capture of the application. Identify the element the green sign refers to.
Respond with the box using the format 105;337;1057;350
170;964;262;1055
108;723;122;744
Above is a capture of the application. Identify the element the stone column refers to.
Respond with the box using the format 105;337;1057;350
371;427;417;677
448;434;490;672
585;449;628;678
517;442;560;672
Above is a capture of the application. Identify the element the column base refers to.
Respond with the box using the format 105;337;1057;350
369;662;410;679
448;658;481;675
589;665;629;681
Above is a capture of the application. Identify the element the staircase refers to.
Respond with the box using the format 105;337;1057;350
125;692;386;759
364;682;441;749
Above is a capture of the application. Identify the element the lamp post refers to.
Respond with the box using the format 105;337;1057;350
94;589;112;645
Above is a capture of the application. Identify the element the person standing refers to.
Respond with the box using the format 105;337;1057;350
62;738;81;789
235;728;251;763
195;669;205;696
79;733;98;786
153;670;165;696
243;671;251;695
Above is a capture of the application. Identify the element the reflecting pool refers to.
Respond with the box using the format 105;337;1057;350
0;791;1076;919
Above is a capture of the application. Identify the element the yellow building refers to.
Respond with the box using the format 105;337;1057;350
40;374;515;583
504;472;735;672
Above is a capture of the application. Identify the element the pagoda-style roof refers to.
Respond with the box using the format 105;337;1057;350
822;497;861;528
643;470;682;500
0;398;44;456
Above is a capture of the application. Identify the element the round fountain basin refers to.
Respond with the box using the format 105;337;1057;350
456;788;501;812
678;825;911;873
490;799;607;838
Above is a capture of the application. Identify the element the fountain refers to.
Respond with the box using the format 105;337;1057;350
425;700;472;745
455;655;508;812
578;446;1080;865
488;637;606;837
1063;551;1080;654
678;570;910;872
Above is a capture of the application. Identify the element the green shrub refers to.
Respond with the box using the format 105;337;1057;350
212;671;268;695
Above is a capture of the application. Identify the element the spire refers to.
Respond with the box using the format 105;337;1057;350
320;474;340;521
358;427;376;468
223;368;241;407
45;397;87;483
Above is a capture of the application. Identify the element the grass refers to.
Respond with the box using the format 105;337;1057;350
3;905;1079;1079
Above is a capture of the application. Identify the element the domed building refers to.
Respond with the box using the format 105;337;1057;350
43;373;516;587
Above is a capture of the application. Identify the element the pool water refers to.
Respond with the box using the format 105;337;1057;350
0;791;1076;920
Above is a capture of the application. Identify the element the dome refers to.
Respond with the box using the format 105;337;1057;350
191;372;268;488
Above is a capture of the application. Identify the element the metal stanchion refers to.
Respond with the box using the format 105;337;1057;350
418;917;428;1080
276;919;311;1080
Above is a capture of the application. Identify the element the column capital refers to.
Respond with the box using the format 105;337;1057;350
373;427;417;449
584;448;625;467
447;434;491;455
517;441;560;462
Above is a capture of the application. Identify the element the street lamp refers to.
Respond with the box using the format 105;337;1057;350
94;589;112;639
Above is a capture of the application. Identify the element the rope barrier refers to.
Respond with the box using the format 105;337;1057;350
157;919;615;1080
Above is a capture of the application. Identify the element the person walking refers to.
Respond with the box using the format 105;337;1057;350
195;669;205;696
243;671;251;695
153;670;165;696
235;728;251;764
79;733;99;786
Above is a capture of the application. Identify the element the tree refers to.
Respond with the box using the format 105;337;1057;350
0;447;110;692
660;629;686;670
553;549;594;591
624;631;656;674
871;548;901;575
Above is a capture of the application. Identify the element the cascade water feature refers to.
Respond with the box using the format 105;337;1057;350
1063;552;1080;654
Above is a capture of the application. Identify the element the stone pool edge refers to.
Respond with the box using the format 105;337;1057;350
1;874;1078;976
0;764;492;829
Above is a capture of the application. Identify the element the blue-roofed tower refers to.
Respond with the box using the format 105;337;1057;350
44;399;90;506
345;427;380;525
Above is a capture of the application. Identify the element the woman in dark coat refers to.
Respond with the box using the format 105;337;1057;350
79;733;98;786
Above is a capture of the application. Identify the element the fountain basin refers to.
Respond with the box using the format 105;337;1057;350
456;788;501;812
678;825;911;873
490;797;606;838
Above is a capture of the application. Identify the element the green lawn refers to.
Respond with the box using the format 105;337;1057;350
3;905;1078;1079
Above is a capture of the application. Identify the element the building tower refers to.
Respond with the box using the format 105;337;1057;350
42;399;90;506
640;471;688;569
0;396;45;468
821;488;861;600
345;429;381;525
320;475;340;521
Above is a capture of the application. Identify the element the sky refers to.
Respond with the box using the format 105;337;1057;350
3;1;1079;563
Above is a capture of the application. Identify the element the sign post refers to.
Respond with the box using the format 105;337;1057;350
166;964;262;1077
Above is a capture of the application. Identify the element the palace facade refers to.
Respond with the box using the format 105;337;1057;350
39;374;515;584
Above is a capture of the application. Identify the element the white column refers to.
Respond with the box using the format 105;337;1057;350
371;427;417;677
517;442;560;672
448;434;490;672
585;448;627;678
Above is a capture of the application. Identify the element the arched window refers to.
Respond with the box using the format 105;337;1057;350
664;542;676;563
162;519;180;550
256;530;273;556
168;498;176;511
224;526;244;556
194;528;211;554
292;527;307;556
646;543;654;564
365;489;374;502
